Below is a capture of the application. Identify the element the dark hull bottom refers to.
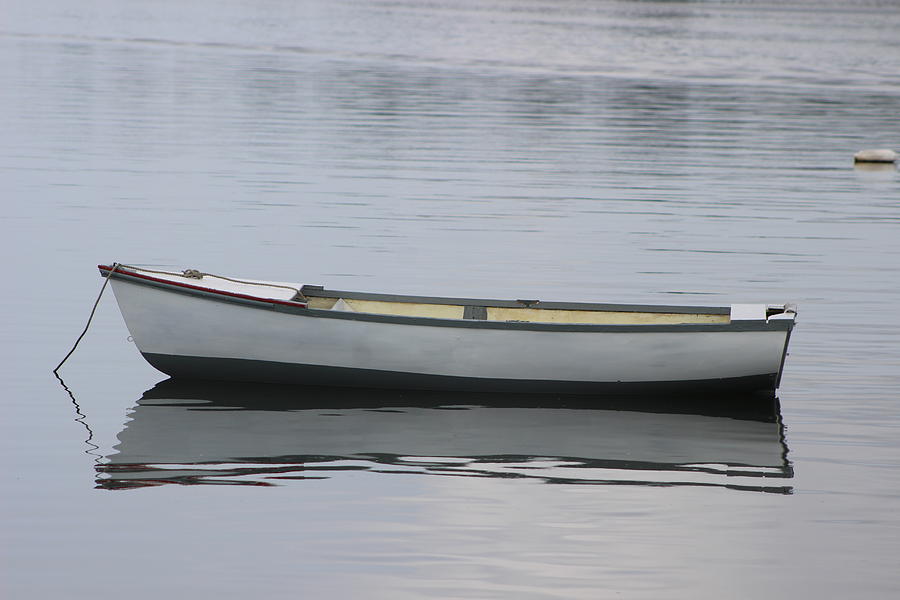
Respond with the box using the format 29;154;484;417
143;352;778;397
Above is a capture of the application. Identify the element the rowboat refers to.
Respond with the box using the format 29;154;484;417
98;263;797;395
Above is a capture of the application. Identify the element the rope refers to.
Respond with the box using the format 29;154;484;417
54;371;101;460
53;262;120;374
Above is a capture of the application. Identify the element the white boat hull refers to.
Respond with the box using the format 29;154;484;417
101;265;796;395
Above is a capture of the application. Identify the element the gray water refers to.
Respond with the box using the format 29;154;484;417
2;0;900;597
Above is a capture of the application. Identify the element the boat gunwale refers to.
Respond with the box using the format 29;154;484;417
98;264;795;334
299;286;732;315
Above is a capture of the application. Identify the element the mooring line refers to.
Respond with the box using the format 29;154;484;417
53;262;120;374
53;371;102;460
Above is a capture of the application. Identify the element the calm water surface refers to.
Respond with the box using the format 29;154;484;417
2;1;899;598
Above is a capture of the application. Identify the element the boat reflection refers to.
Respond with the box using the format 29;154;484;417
98;379;793;493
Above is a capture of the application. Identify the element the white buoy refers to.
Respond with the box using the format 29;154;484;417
853;148;897;163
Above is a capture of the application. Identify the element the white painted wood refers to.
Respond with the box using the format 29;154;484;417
110;277;792;384
331;298;355;312
730;304;767;321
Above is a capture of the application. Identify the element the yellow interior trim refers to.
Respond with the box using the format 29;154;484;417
485;307;729;325
308;296;729;324
346;299;465;319
309;297;464;319
307;297;339;309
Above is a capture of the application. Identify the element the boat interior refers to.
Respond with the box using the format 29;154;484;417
301;288;732;325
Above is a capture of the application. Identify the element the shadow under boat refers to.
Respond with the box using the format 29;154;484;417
97;379;793;493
